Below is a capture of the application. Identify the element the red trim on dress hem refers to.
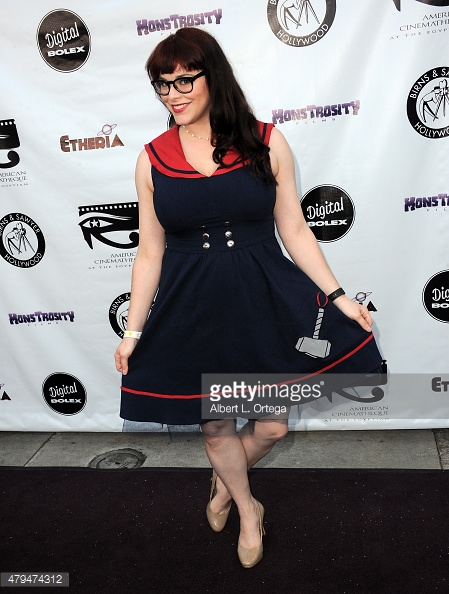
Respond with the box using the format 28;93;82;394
121;333;376;399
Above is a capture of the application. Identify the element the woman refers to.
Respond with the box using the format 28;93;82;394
114;27;382;568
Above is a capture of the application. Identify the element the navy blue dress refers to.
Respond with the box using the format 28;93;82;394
120;123;383;425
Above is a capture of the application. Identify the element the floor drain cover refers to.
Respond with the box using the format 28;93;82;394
88;448;146;469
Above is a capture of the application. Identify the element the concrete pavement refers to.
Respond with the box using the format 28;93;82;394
1;429;448;469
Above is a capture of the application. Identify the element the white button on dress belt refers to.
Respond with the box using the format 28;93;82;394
225;231;233;238
226;240;235;248
203;242;210;249
202;233;210;240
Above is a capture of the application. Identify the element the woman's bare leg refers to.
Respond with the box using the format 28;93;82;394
201;419;265;549
211;418;288;512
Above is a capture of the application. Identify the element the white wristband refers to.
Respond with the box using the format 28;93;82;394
124;331;142;339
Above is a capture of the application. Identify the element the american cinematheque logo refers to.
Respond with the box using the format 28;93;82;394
37;9;91;72
267;0;336;47
407;67;449;138
79;202;139;250
392;0;449;10
0;213;45;268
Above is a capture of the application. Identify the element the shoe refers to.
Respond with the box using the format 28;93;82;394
237;499;266;569
206;470;232;532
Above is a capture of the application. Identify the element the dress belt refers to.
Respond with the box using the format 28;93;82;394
165;218;275;253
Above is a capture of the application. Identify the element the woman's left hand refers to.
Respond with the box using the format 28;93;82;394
332;295;373;332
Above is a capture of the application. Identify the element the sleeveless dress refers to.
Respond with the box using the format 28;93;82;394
120;123;383;425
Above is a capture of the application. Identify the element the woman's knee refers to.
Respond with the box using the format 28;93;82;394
201;419;236;440
254;419;288;442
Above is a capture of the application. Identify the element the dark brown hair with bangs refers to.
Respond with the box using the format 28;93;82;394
146;28;276;186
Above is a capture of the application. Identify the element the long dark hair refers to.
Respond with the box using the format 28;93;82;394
146;28;276;186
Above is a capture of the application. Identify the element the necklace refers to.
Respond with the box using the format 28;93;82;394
181;125;210;141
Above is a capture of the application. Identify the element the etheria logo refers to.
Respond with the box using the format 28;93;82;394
267;0;336;47
37;9;91;72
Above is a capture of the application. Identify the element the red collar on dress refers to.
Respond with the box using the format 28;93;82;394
145;121;274;178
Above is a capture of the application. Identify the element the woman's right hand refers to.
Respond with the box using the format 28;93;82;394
114;338;139;375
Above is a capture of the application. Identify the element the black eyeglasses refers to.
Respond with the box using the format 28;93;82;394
151;71;206;96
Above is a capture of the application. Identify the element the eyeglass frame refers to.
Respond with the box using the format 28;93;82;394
150;71;206;96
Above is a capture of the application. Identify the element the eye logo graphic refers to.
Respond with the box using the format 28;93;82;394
37;9;91;73
0;120;20;169
267;0;336;47
78;203;139;249
0;213;45;268
300;185;355;242
392;0;449;10
407;67;449;139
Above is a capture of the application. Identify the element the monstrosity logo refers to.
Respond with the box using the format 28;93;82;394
267;0;336;47
136;9;222;35
37;9;91;72
0;213;45;268
301;185;355;242
407;67;449;138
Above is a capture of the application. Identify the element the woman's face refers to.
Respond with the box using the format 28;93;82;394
159;65;211;129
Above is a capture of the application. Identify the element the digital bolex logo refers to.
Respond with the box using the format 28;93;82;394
392;0;449;10
37;9;91;73
136;8;222;35
61;124;124;153
272;101;360;126
407;67;449;139
79;202;139;250
0;213;45;268
267;0;336;47
109;293;131;338
300;185;355;242
42;372;87;415
423;270;449;323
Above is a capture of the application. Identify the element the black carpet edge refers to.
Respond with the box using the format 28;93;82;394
1;466;446;473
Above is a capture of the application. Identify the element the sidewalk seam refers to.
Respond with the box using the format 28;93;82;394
24;433;57;467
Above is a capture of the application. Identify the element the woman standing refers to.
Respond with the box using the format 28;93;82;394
115;27;382;568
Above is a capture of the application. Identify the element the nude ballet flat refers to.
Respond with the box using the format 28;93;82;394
237;500;265;569
206;470;232;532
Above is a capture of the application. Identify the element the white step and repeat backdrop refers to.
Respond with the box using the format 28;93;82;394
1;0;448;432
